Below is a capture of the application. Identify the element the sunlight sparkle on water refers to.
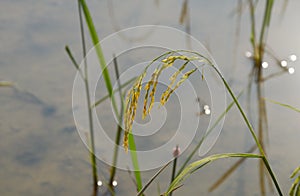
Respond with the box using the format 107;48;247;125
112;180;118;187
288;67;295;74
262;62;268;69
289;54;297;62
245;51;252;58
203;105;209;110
97;180;103;187
205;109;211;115
280;60;287;67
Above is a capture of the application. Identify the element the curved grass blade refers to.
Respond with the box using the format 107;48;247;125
168;49;282;195
289;166;300;196
264;98;300;113
163;153;262;195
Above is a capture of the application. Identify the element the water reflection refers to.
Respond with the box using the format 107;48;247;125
288;67;295;74
289;54;297;62
262;62;269;69
281;60;288;67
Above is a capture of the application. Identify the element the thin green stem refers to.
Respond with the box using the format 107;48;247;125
78;0;119;117
137;160;172;196
65;45;84;79
259;0;274;59
248;0;257;58
78;0;144;191
78;0;98;191
109;55;124;189
128;133;143;192
169;157;177;196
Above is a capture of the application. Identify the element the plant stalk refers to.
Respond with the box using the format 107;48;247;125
78;0;98;191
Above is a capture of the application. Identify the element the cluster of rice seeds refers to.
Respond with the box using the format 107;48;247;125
143;68;160;119
160;61;189;104
123;73;146;152
123;55;198;151
162;55;190;64
161;67;197;105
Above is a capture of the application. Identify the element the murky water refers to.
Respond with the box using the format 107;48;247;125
1;0;300;195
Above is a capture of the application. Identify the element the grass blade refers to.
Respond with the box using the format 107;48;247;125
264;98;300;113
289;166;300;196
259;0;274;51
128;133;143;193
78;0;118;116
109;54;125;188
164;153;262;195
78;0;143;190
77;0;98;191
65;45;84;79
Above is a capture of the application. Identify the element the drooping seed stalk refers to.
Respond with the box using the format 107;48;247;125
127;49;282;195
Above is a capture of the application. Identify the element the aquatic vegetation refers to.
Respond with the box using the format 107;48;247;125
65;0;99;190
209;1;297;195
289;166;300;196
122;50;282;196
64;0;297;195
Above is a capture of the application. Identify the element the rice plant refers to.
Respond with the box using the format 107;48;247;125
65;1;296;195
122;50;282;196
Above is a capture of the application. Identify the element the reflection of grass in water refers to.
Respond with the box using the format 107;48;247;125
264;99;299;196
0;81;56;117
209;0;295;195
